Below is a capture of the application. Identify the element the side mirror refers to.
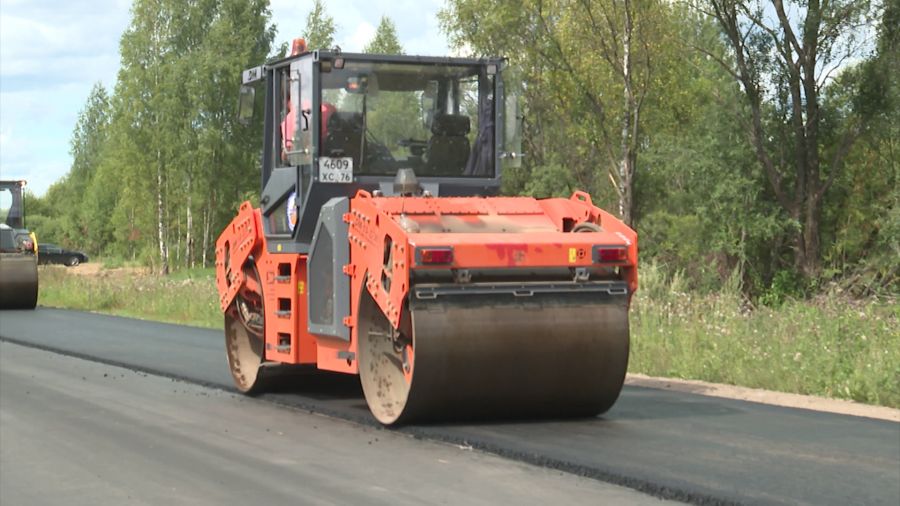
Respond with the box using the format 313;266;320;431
237;84;256;125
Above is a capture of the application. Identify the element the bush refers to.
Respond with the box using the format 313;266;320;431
759;269;809;306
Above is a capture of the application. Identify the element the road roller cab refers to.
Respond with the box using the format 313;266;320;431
216;42;638;425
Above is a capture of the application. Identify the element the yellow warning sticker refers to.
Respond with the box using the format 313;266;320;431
298;281;305;295
568;247;577;263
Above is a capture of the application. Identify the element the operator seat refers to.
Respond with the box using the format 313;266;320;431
322;112;364;169
425;114;470;175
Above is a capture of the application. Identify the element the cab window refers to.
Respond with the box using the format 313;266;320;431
318;61;495;178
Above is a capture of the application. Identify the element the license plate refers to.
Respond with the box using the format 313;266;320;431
318;157;353;183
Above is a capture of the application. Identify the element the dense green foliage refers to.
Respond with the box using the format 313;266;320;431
440;0;898;297
28;0;897;299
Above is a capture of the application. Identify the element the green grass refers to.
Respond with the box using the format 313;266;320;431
630;262;900;408
96;256;146;270
38;266;221;329
37;262;900;408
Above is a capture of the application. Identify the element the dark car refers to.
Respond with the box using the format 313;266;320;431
38;243;88;266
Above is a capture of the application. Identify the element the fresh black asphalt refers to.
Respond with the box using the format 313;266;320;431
3;342;669;505
1;308;898;506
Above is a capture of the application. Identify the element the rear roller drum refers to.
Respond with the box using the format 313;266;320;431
358;286;631;425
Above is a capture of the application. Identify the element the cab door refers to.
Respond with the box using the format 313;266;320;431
259;56;315;254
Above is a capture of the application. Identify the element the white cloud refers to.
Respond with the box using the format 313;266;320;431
0;0;129;195
346;21;377;51
269;0;450;54
0;0;452;196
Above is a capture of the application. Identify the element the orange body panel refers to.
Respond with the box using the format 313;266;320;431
256;254;317;365
215;191;637;375
215;202;260;313
216;204;317;366
358;190;637;292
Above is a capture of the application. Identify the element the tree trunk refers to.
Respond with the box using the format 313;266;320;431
156;149;169;275
618;0;636;226
800;1;822;275
802;196;822;276
130;206;136;261
202;191;212;268
186;174;193;269
175;219;181;266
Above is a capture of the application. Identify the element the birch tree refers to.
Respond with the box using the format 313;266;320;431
302;0;336;49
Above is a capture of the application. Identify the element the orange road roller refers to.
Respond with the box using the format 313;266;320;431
216;42;637;425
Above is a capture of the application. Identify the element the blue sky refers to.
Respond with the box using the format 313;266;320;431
0;0;450;196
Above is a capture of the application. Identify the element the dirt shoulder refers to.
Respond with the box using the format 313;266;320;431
626;373;900;422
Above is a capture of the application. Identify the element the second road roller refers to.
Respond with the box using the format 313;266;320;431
0;179;38;310
216;40;638;425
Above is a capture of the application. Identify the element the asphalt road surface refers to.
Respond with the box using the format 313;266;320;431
1;341;671;506
1;308;898;505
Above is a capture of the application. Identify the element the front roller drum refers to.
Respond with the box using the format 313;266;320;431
358;289;630;425
224;307;266;393
224;261;279;394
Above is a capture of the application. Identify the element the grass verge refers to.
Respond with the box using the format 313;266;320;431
36;263;900;408
37;265;221;329
631;263;899;408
